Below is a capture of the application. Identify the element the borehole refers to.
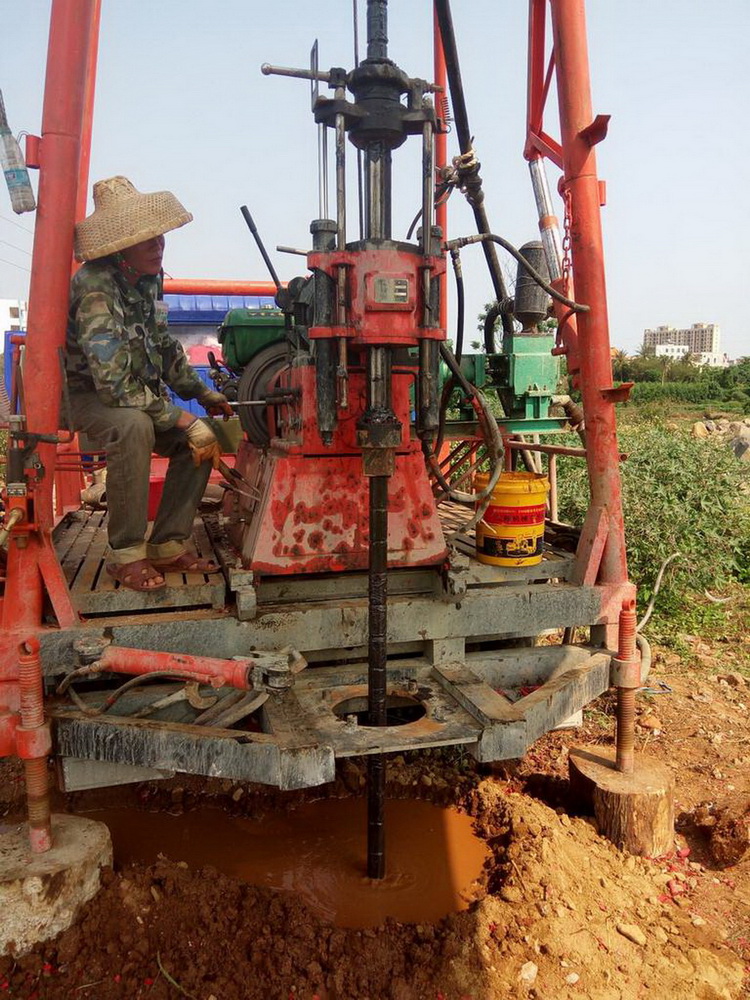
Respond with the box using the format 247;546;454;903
82;797;488;928
333;692;426;726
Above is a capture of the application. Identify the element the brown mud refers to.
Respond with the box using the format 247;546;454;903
85;798;489;928
2;635;750;998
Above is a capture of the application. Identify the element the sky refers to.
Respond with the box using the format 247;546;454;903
1;0;749;359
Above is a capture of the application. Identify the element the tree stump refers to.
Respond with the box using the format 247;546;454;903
569;746;675;857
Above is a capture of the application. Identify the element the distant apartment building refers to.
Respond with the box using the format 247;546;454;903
643;322;720;355
0;297;28;333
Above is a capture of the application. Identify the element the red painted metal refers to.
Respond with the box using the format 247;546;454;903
307;248;445;346
229;363;447;574
549;0;629;587
24;0;95;529
17;639;52;853
95;646;258;691
75;0;101;227
615;600;638;773
163;279;281;296
524;0;629;591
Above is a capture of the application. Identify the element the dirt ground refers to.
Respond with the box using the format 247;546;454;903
2;608;750;999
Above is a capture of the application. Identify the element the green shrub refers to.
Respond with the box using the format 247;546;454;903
630;382;721;404
554;423;750;616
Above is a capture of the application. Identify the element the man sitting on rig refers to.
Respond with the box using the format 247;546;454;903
65;175;232;592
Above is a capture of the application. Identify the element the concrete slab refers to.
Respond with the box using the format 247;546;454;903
0;814;112;956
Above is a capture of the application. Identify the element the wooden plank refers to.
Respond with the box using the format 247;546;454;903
54;512;91;571
72;513;110;595
58;511;104;587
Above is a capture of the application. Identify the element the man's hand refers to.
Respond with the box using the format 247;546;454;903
185;419;222;468
199;389;234;420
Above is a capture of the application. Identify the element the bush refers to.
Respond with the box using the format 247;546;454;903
554;422;750;615
629;382;721;404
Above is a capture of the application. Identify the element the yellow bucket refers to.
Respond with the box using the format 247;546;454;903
474;471;549;567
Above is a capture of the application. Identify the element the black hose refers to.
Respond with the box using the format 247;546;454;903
447;232;589;313
483;301;502;355
433;0;513;334
450;249;465;363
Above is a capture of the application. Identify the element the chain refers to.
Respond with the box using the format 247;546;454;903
561;187;573;293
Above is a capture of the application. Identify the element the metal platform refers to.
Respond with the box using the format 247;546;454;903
54;510;226;616
50;644;611;790
46;504;618;791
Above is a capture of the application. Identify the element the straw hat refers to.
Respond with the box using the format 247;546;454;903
74;175;193;262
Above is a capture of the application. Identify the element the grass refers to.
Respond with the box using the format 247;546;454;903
555;409;750;634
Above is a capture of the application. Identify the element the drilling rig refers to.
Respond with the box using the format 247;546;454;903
0;0;642;880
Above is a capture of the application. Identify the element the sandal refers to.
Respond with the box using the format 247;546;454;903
106;559;166;592
150;551;220;574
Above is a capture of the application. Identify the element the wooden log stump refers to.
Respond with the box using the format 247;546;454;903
569;746;675;857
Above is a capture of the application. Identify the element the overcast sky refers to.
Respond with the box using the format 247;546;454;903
1;1;748;358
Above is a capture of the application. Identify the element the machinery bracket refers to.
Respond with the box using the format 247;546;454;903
579;114;610;147
600;382;634;404
609;654;641;689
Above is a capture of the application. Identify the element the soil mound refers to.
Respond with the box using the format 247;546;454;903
0;778;744;999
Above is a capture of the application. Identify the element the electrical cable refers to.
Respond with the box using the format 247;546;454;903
0;255;30;272
0;212;34;234
636;551;681;631
0;237;30;255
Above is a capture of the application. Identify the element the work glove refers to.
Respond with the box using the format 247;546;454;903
199;389;234;420
185;419;222;469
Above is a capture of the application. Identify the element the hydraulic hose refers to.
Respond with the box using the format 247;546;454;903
449;248;465;363
483;301;502;356
433;0;512;347
422;341;504;523
445;232;589;314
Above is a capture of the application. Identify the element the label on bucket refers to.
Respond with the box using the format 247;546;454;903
480;535;544;559
483;504;546;526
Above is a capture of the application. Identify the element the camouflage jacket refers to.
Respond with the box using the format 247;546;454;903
65;259;208;431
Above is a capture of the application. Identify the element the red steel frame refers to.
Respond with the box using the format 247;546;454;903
525;0;630;599
0;0;635;848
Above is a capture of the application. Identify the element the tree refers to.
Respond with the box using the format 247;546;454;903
611;348;631;381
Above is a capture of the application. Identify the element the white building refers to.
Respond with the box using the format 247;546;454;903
654;343;729;368
654;343;689;360
0;297;28;333
644;322;721;355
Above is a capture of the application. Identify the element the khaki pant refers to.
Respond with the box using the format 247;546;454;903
69;393;211;564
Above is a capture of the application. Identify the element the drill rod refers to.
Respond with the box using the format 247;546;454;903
367;471;389;879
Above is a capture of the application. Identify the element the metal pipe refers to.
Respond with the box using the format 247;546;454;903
74;0;101;232
366;143;391;240
421;121;434;256
335;93;349;408
163;279;280;296
366;0;388;60
18;639;51;853
528;156;563;281
318;123;329;219
550;0;629;587
367;471;388;880
549;452;558;521
24;0;96;531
